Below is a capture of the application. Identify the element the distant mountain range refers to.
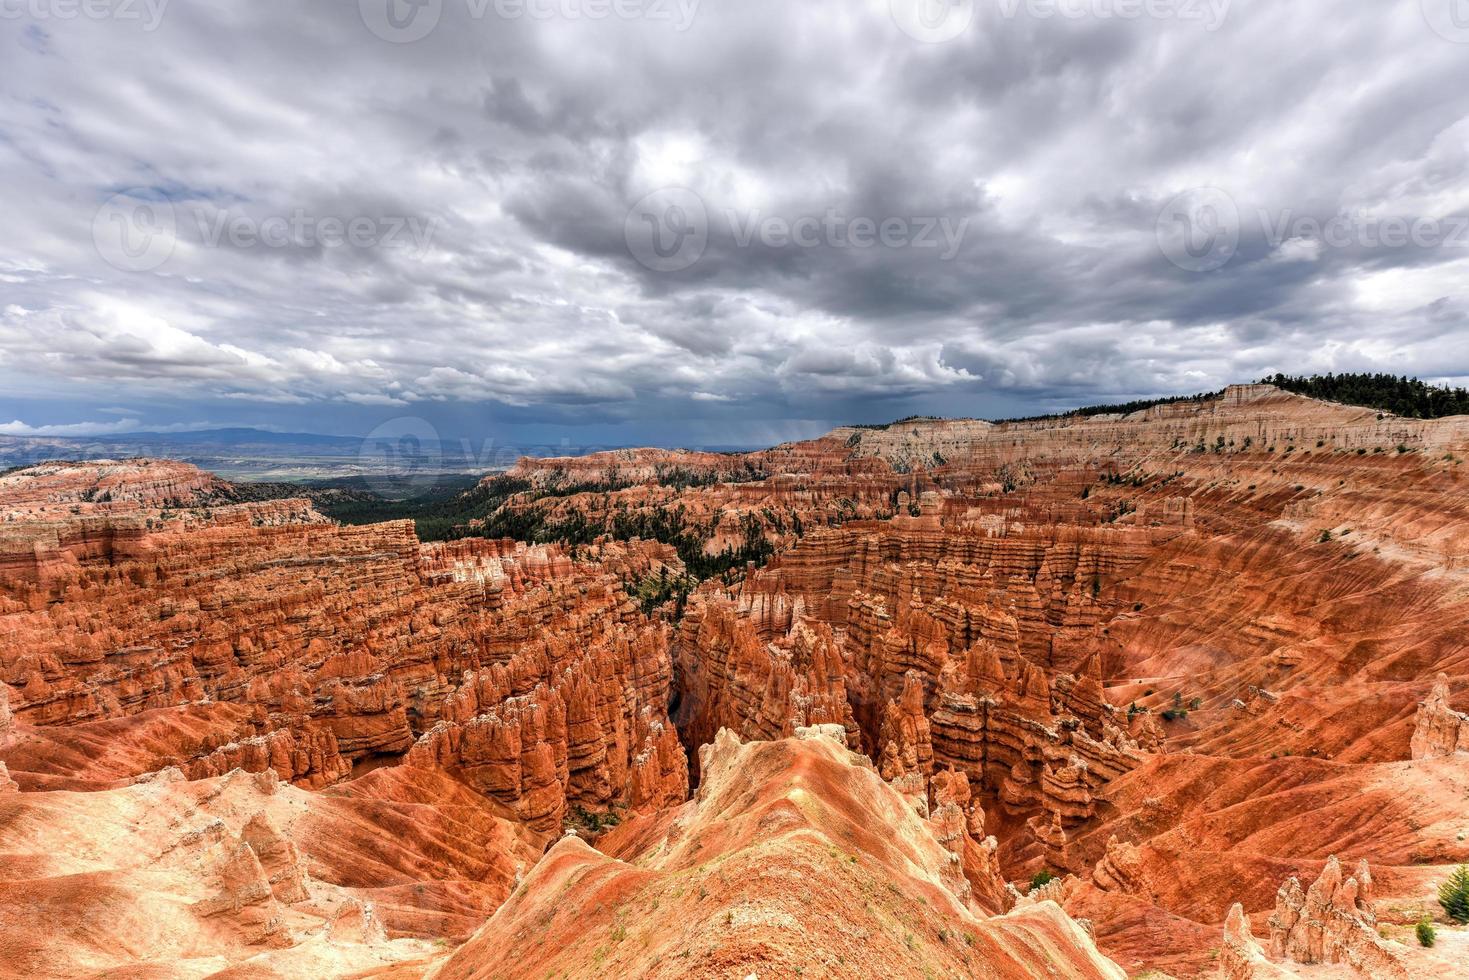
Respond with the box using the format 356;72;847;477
0;428;463;482
0;427;760;483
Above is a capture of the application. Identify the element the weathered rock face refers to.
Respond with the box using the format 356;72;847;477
182;724;352;789
0;458;228;516
239;810;312;904
836;383;1469;472
404;615;689;833
673;598;858;777
927;766;1011;914
1218;903;1291;979
1267;857;1411;978
878;670;934;783
0;680;12;748
0;763;541;976
0;463;687;835
0;465;690;972
10;385;1469;978
508;447;771;487
672;515;1144;860
1411;674;1469;760
609;385;1469;976
435;730;1126;980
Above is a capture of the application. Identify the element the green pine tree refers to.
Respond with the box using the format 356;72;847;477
1438;865;1469;924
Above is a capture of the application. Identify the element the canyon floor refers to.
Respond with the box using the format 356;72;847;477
3;384;1468;978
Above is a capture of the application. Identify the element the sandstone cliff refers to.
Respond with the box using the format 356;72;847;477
7;385;1469;977
0;462;687;835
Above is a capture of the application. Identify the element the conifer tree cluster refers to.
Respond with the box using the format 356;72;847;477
1263;373;1469;419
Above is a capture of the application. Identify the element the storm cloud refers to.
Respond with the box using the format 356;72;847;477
1;0;1466;443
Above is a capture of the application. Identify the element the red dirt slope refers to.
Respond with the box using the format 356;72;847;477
433;728;1124;980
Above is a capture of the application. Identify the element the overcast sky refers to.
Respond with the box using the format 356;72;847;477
1;0;1466;447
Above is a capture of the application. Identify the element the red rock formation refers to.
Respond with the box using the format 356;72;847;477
240;811;312;904
0;463;687;835
1218;903;1290;979
1411;673;1469;759
434;729;1126;979
877;670;934;782
0;458;227;515
673;598;858;777
0;680;12;747
1266;857;1410;976
0;764;540;975
182;724;353;789
8;385;1469;977
928;766;1011;914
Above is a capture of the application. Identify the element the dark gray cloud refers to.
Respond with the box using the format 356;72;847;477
0;0;1467;443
